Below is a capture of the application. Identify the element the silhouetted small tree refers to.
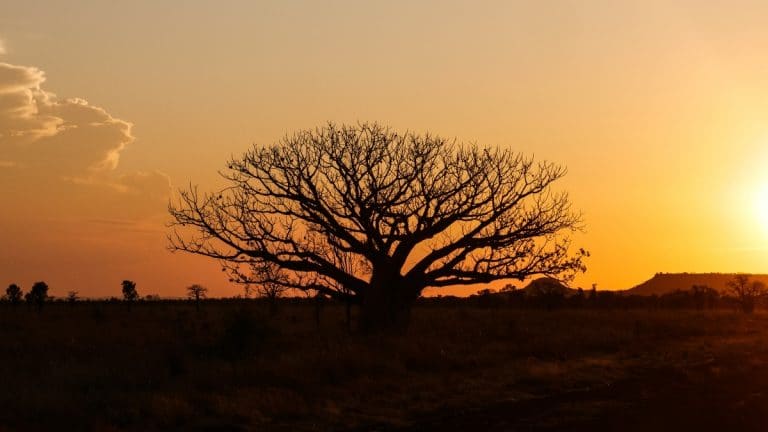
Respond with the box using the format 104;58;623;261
5;284;23;304
232;262;289;315
500;284;516;293
122;280;139;306
186;284;208;311
727;275;766;313
66;291;78;306
473;288;500;308
25;281;48;310
588;283;598;303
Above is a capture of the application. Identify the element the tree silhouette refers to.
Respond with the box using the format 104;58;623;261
231;262;289;315
67;291;79;306
727;275;766;313
25;281;48;310
186;284;208;311
5;284;23;304
122;280;139;304
169;123;587;332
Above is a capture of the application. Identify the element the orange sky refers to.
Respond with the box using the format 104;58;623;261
2;1;768;298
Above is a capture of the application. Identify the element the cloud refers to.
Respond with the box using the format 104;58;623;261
0;60;170;219
0;39;5;55
0;63;136;176
0;63;61;142
0;59;217;299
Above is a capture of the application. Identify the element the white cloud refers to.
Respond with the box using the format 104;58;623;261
0;60;170;216
0;63;136;175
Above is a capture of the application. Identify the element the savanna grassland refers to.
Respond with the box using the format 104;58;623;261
3;301;768;431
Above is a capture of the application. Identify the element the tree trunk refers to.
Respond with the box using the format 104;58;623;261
345;299;352;333
742;297;755;314
360;270;418;334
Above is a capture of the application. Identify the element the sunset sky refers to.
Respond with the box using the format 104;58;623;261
2;0;768;297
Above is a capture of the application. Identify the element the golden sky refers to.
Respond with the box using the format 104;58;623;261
2;0;768;297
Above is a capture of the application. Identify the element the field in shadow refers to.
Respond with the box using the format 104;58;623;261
2;301;768;431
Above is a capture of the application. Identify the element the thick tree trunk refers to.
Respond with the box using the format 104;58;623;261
360;270;418;334
345;299;352;332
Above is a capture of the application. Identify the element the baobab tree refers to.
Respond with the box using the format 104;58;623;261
169;123;587;332
186;284;208;311
122;280;139;305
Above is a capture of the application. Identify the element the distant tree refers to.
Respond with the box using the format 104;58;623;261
25;281;48;310
121;280;139;304
232;262;289;315
500;284;517;293
5;284;23;304
186;284;208;311
473;288;501;308
476;288;497;296
727;275;767;313
66;291;79;306
588;283;598;302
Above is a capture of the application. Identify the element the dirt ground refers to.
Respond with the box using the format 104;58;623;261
369;314;768;431
2;302;768;431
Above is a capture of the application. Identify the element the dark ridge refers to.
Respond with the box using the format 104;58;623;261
626;273;768;296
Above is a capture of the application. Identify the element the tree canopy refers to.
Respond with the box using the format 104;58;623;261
169;123;586;330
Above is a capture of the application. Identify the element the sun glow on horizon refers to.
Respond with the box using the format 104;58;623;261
754;182;768;237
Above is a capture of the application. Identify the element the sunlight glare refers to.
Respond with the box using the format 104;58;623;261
756;183;768;236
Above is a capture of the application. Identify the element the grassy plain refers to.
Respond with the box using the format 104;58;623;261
2;301;768;431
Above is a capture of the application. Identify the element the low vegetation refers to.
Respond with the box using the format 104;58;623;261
2;297;768;430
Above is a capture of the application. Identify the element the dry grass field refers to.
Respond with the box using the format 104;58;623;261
2;301;768;431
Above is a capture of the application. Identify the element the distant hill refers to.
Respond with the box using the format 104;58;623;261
522;277;579;297
626;273;768;296
471;277;580;298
